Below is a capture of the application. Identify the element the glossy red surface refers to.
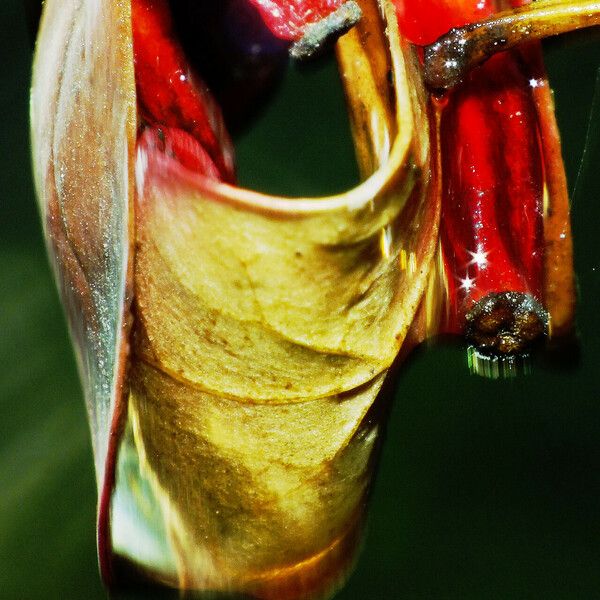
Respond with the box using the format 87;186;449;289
396;0;546;331
132;0;235;181
439;51;545;331
395;0;494;45
247;0;346;40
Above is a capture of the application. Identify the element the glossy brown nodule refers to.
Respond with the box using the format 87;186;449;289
423;0;600;90
465;291;548;355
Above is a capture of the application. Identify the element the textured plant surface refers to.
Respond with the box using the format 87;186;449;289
12;0;600;596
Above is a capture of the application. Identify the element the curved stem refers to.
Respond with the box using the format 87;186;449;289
424;0;600;89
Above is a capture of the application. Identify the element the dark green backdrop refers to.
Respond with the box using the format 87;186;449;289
2;1;600;598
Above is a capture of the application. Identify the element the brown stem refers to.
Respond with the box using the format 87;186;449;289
424;0;600;89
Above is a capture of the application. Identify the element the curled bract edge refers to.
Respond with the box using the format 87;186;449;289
31;0;437;596
30;0;574;598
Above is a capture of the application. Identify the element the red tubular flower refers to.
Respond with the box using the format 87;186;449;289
132;0;236;181
398;0;567;355
438;49;548;347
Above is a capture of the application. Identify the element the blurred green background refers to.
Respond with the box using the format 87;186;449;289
2;0;600;598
